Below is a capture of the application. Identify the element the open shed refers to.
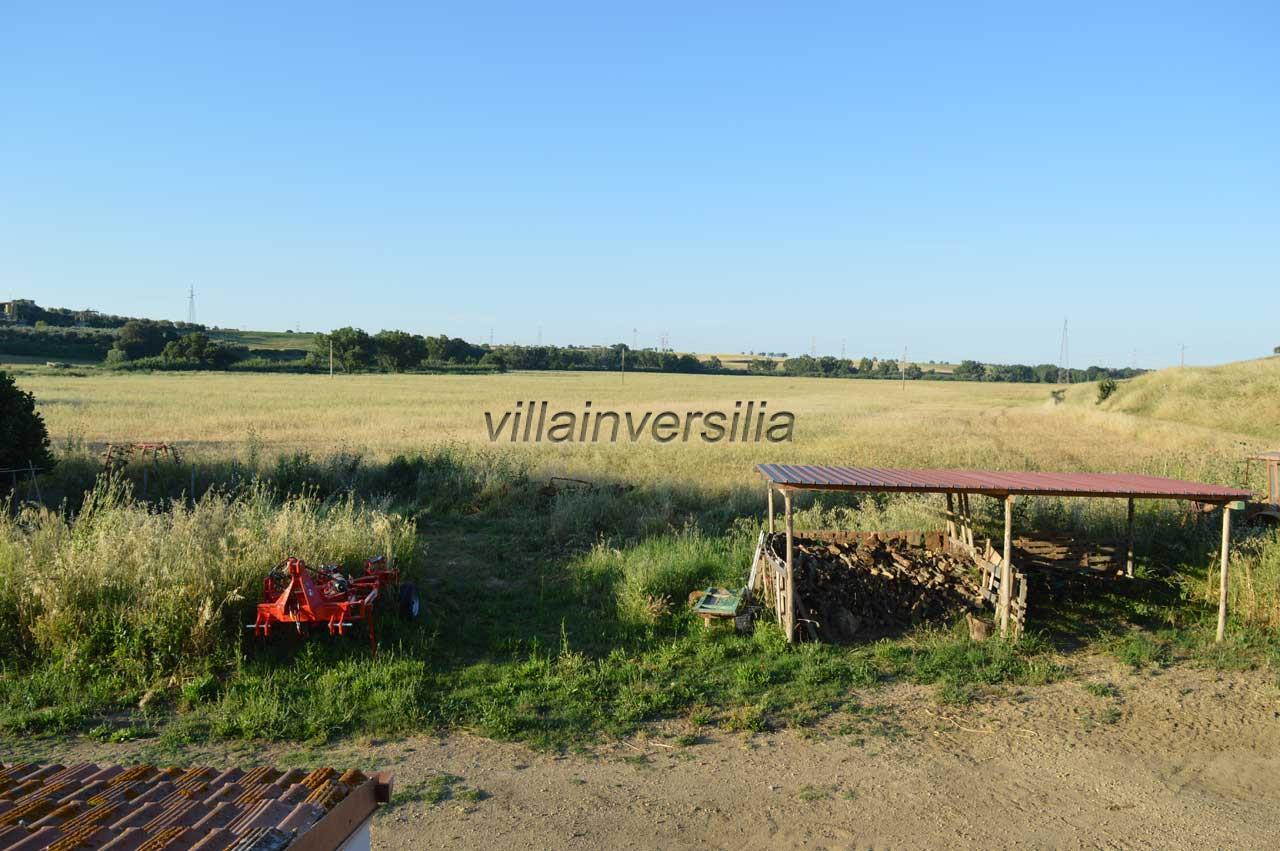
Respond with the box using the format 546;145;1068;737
754;464;1253;642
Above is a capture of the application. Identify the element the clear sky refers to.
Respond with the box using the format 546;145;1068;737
2;2;1276;367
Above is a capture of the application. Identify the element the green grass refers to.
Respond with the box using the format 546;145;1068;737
3;436;1280;752
389;773;485;808
1083;681;1120;699
209;329;317;352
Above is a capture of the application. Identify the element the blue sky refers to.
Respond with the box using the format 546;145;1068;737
2;2;1276;367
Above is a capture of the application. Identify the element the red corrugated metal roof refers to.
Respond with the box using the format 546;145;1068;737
0;761;391;851
756;463;1252;502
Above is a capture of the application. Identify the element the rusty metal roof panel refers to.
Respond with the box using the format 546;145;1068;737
757;463;1253;502
0;763;391;851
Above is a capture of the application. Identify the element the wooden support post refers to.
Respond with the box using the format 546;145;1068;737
1125;497;1135;578
767;485;775;534
959;493;975;551
999;495;1014;637
945;492;956;545
1217;504;1232;643
784;489;795;643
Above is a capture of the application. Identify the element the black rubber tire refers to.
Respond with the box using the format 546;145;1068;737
398;582;421;620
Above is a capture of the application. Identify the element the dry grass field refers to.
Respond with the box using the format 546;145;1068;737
4;359;1280;850
17;363;1276;491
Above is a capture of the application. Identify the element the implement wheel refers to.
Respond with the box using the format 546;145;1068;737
399;582;421;620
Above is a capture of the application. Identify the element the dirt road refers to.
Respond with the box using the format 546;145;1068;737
7;656;1278;849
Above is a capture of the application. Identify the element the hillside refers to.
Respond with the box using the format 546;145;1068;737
208;329;317;352
1068;356;1280;442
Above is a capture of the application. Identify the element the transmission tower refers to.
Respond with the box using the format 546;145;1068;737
1057;319;1071;384
187;286;197;325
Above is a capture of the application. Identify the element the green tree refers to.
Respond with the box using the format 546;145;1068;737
161;332;242;368
0;370;54;473
112;320;181;360
373;330;428;371
314;327;375;372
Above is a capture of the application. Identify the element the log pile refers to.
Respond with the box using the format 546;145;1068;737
1014;534;1122;575
768;534;983;641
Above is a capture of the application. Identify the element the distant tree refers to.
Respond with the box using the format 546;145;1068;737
113;320;180;360
315;327;375;372
1274;345;1280;356
705;355;723;371
905;364;924;380
373;330;428;371
161;332;243;368
0;370;54;474
953;360;985;381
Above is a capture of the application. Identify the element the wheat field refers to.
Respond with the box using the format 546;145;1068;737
16;363;1275;491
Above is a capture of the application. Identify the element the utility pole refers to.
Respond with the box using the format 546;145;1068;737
329;340;334;377
621;347;625;385
1180;344;1186;368
632;327;638;350
1057;318;1071;384
187;286;197;325
901;346;908;390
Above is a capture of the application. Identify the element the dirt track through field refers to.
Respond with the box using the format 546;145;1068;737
369;659;1280;849
12;655;1275;850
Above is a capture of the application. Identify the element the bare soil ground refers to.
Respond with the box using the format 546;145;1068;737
6;656;1278;850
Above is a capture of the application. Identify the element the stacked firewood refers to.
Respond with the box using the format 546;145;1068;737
770;535;982;641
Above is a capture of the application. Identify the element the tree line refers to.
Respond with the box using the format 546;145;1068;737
1;299;1146;382
749;355;1142;383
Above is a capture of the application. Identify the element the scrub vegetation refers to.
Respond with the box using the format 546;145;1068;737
0;359;1277;749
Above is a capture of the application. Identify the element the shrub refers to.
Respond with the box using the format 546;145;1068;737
1096;377;1118;404
0;370;54;473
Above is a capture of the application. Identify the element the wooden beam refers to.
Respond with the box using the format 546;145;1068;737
1217;504;1232;643
1125;497;1136;578
999;495;1014;636
945;492;956;544
784;489;795;643
767;485;775;534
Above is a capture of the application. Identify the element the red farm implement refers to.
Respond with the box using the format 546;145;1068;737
250;556;419;655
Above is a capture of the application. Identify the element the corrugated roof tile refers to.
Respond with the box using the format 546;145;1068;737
0;762;387;851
